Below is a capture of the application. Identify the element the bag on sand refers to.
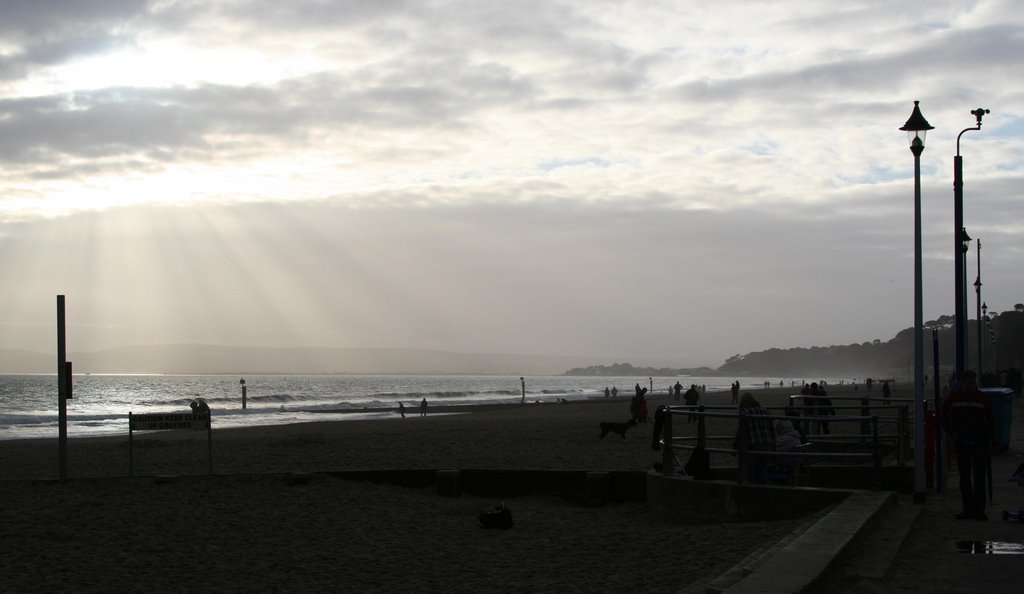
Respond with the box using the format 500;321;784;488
479;502;513;529
684;446;712;480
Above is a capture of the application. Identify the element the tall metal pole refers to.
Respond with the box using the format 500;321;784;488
953;108;990;384
976;240;983;374
901;101;933;505
912;136;926;503
57;295;68;481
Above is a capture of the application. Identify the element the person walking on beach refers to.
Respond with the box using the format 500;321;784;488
420;398;428;417
941;370;995;520
731;381;740;405
605;386;611;398
399;401;406;418
611;386;618;398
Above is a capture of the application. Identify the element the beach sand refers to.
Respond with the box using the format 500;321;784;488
1;387;830;592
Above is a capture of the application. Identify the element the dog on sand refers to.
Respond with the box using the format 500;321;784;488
599;418;637;440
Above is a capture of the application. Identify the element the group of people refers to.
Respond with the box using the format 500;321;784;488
798;381;834;434
397;398;429;418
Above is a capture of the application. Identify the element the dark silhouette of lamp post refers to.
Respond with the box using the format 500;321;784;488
961;228;972;369
901;100;933;504
980;301;988;374
953;108;990;383
975;239;983;375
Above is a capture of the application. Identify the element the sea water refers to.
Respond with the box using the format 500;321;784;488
0;374;805;441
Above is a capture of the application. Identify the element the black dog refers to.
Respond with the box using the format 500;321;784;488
599;418;637;440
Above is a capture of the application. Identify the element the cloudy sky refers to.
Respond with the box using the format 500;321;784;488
1;0;1021;367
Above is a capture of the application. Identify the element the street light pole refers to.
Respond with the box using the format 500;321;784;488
981;302;988;374
953;108;990;384
901;101;933;504
975;239;983;375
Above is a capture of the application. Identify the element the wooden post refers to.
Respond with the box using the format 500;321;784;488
872;415;881;490
898;405;909;465
860;396;870;442
57;295;68;481
207;413;213;475
129;412;134;477
661;409;673;475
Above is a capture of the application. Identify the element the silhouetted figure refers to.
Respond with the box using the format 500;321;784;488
942;370;995;520
420;398;427;417
731;381;740;405
882;381;891;399
611;386;618;398
683;384;700;421
674;381;683;402
605;386;611;398
399;401;406;418
631;384;648;422
810;382;833;435
734;393;776;484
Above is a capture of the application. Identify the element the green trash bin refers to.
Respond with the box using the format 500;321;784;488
982;388;1015;453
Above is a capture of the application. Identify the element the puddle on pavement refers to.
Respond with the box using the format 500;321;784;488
955;541;1024;554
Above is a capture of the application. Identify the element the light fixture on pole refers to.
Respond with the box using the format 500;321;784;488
900;100;933;504
953;107;990;384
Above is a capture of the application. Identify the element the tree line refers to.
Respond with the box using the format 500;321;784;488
567;306;1024;380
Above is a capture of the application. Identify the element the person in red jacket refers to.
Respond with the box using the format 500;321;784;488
941;370;995;520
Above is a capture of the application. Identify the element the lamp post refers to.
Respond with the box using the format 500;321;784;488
901;100;933;504
961;228;972;370
981;302;988;374
953;108;990;384
975;240;983;375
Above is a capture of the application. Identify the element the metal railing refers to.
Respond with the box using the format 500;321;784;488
658;405;887;488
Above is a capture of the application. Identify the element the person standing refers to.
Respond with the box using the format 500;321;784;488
731;381;740;405
941;370;995;520
683;384;700;422
420;397;428;417
399;401;406;418
674;381;683;403
604;386;611;398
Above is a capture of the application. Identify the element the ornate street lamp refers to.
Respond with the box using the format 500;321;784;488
953;108;990;383
901;100;933;504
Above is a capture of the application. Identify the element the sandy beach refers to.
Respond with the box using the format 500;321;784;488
1;386;848;592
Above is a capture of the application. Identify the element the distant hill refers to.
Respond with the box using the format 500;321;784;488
0;345;606;376
563;362;719;377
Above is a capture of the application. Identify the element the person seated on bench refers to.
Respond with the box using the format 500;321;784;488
774;419;802;452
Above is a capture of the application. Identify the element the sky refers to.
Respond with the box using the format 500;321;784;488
0;1;1022;368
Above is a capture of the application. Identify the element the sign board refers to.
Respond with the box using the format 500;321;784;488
130;413;209;431
129;411;213;476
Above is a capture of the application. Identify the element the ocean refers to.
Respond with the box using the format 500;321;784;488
0;374;808;441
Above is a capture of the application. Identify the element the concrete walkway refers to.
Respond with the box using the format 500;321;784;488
718;391;1024;594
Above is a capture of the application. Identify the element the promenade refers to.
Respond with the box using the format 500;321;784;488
716;388;1024;594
